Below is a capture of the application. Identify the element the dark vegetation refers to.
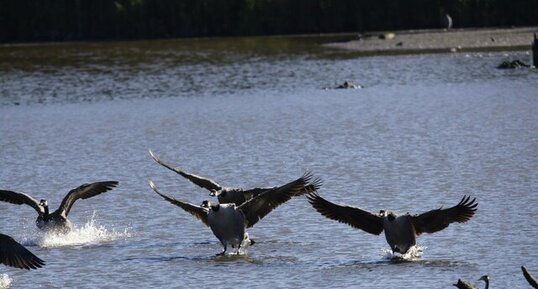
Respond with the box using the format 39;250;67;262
1;0;537;43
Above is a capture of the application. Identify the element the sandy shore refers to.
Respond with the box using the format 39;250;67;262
324;27;538;54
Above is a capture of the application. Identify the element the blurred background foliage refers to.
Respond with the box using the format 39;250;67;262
1;0;537;42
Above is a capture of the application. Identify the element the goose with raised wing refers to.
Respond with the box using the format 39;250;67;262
307;193;477;254
0;233;45;270
149;172;321;255
0;181;118;234
149;150;318;206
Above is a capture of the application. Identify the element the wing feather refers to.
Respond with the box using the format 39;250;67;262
0;234;45;270
239;171;321;228
411;195;478;235
149;150;222;191
522;266;538;289
149;180;209;227
306;192;383;235
0;190;43;214
57;181;118;216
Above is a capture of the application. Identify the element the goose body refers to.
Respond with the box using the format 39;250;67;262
307;193;477;254
150;172;321;255
149;150;316;206
206;202;246;251
0;233;45;270
0;181;118;234
382;213;417;253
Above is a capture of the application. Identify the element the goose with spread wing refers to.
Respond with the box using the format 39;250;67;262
307;193;477;254
149;150;318;206
149;172;321;255
0;233;45;270
0;181;118;234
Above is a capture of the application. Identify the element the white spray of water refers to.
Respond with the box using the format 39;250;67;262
22;212;132;248
219;232;252;256
382;245;425;261
0;274;12;289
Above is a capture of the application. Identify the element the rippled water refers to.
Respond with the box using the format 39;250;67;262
1;36;537;288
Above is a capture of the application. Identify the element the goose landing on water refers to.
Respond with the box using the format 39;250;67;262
0;234;45;270
149;150;318;206
307;193;477;254
454;275;489;289
149;172;321;255
0;181;118;234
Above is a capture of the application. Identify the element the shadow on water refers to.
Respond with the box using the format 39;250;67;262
330;257;477;271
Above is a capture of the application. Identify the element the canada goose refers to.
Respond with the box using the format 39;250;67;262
0;181;118;234
149;172;321;255
307;193;477;254
453;275;489;289
149;150;317;206
0;234;45;270
522;266;538;288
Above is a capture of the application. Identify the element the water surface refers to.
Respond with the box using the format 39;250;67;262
1;36;537;288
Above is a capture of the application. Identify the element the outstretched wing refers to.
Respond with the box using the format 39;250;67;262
306;192;384;235
242;187;275;201
411;195;478;235
57;181;118;217
239;171;321;228
522;266;538;289
149;150;222;192
0;190;43;214
0;234;45;270
149;180;209;226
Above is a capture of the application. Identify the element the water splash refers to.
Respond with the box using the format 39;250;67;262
382;245;425;261
217;233;253;257
0;274;12;289
22;213;132;248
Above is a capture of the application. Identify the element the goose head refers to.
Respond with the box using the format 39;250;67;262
379;210;397;221
201;200;220;212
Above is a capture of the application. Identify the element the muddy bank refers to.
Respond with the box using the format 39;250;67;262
324;27;538;54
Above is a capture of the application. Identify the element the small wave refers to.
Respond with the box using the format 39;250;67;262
0;274;12;289
22;213;132;248
382;245;425;261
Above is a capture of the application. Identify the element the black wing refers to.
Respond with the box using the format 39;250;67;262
522;266;538;289
242;187;276;201
149;150;222;192
0;234;45;270
57;181;118;217
0;190;43;214
149;180;209;226
306;192;383;235
411;195;478;236
239;171;321;228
